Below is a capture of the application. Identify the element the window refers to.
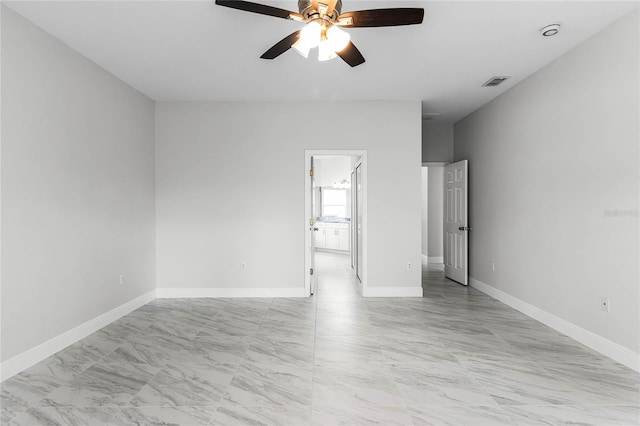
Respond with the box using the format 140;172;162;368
322;189;347;217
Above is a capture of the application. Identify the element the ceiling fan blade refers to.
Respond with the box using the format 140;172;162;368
336;41;365;67
337;8;424;28
215;0;302;21
260;30;301;59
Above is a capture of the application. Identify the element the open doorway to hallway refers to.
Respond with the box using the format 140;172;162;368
421;164;446;289
305;152;366;298
314;251;360;301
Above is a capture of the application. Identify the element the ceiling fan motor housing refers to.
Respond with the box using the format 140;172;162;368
298;0;342;20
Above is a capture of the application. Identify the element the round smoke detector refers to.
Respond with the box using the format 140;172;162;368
541;23;561;37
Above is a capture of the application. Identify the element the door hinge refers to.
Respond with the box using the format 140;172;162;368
310;268;314;275
310;169;313;177
309;219;313;226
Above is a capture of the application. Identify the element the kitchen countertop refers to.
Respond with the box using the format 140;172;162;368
316;216;350;223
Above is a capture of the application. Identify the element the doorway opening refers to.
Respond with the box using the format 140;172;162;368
422;161;469;287
421;163;446;290
305;151;367;298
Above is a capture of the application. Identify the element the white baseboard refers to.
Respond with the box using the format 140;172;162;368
364;286;423;298
470;277;640;372
428;256;444;264
1;290;156;382
156;287;308;298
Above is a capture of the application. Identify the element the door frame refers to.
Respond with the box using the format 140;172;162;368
421;162;448;265
354;160;363;289
350;168;356;270
304;150;368;297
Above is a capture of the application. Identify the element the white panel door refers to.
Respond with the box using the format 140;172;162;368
351;170;355;268
444;160;469;285
356;163;363;282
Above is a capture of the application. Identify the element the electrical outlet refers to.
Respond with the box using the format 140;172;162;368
407;262;412;270
601;297;610;312
119;275;125;285
241;263;247;270
491;262;496;272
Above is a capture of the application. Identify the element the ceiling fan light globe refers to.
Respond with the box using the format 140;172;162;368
300;21;322;48
291;38;311;58
318;39;338;61
326;25;350;52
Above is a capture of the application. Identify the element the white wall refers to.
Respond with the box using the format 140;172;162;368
427;167;444;260
454;10;639;358
155;101;422;294
314;156;352;188
315;156;353;219
1;7;156;363
422;122;454;163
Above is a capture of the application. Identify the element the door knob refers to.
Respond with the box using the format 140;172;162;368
458;226;471;231
312;227;319;231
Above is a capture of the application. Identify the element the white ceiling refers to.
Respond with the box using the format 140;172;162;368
4;1;638;122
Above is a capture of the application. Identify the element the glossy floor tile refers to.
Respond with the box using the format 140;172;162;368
2;252;639;425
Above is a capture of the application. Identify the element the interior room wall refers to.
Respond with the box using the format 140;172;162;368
427;167;444;261
1;7;156;363
454;10;639;361
155;101;422;294
315;156;353;219
314;156;352;188
421;122;454;163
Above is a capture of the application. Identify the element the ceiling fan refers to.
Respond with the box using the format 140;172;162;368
214;0;424;67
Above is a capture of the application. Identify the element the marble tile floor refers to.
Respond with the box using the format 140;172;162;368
2;252;639;425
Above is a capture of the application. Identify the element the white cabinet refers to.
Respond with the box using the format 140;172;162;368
315;222;326;249
326;227;339;249
338;229;350;251
316;222;350;251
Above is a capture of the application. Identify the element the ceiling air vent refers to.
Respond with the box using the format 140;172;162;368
422;113;441;121
482;76;510;87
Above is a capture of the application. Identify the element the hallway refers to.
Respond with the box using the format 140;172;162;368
313;251;360;302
